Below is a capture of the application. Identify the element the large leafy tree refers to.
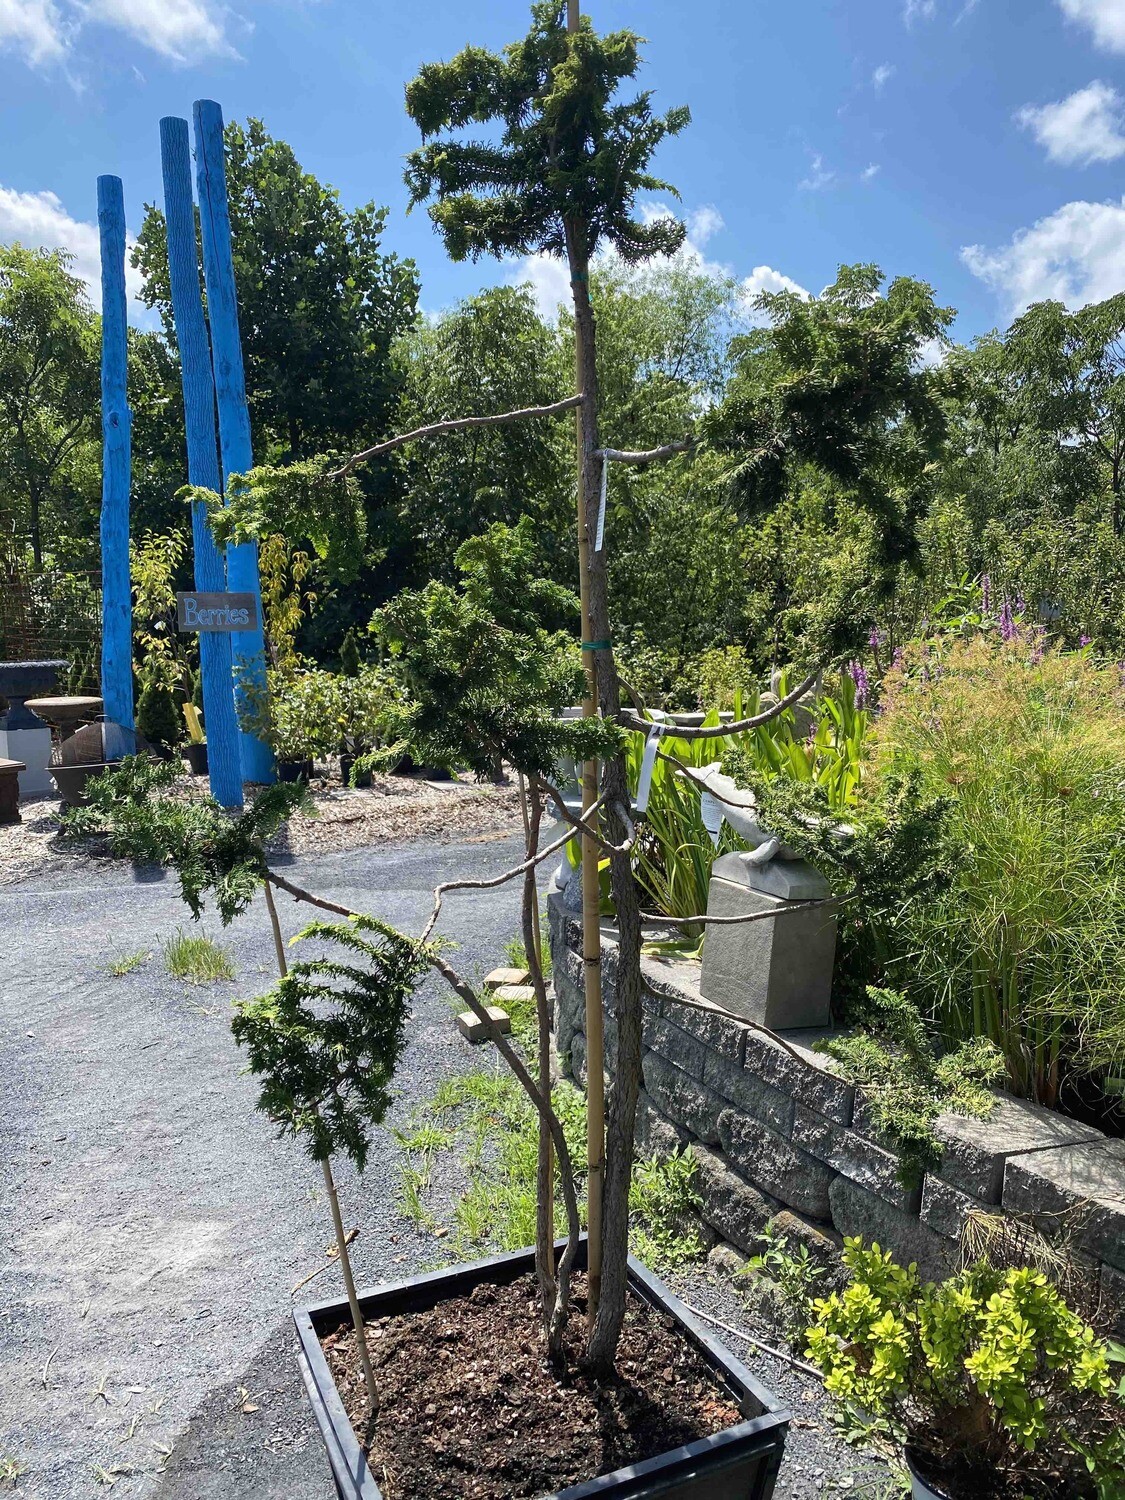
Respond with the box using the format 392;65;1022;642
0;246;99;570
405;0;690;1371
133;118;420;463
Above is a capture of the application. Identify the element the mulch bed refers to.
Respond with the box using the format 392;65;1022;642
321;1273;744;1499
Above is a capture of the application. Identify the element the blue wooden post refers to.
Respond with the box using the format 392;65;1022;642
159;116;244;809
97;175;134;753
192;99;273;785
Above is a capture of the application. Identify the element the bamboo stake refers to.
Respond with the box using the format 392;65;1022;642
569;0;605;1334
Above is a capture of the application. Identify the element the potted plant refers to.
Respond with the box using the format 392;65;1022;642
181;702;208;776
252;668;342;782
336;665;402;789
804;1238;1125;1499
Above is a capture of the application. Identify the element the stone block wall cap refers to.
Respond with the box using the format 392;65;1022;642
711;854;832;902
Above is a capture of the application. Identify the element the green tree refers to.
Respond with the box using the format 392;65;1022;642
0;246;99;569
133;118;420;463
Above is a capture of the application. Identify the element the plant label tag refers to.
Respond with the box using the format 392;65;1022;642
635;724;661;813
700;790;724;847
176;591;259;632
594;453;608;552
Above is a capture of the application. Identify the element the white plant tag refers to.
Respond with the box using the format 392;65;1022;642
635;724;661;813
699;790;724;847
594;453;608;552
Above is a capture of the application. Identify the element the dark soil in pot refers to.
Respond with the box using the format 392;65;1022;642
320;1271;741;1500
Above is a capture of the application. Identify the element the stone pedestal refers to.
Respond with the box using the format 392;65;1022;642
0;723;52;796
699;852;836;1030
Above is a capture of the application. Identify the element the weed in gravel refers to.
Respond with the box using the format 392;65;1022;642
0;1453;26;1485
161;929;235;983
106;949;150;978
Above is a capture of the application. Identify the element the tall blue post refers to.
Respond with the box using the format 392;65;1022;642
159;117;244;808
192;99;273;785
97;175;134;753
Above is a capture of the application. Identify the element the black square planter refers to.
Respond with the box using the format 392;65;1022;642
295;1239;790;1500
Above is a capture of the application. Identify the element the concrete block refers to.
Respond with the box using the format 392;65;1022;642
707;1242;749;1278
484;967;529;991
699;869;836;1031
768;1209;842;1273
455;1006;511;1044
1003;1140;1125;1271
1098;1263;1125;1339
642;1012;709;1082
648;975;747;1063
935;1096;1102;1203
642;1052;725;1145
791;1106;921;1213
920;1176;991;1241
700;1048;794;1136
635;1088;689;1159
491;983;536;1005
743;1028;854;1125
718;1108;834;1221
691;1143;780;1254
829;1177;955;1283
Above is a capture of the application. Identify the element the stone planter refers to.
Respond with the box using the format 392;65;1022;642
48;761;114;809
295;1240;789;1500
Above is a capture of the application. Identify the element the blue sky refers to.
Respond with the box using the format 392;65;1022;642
3;0;1125;343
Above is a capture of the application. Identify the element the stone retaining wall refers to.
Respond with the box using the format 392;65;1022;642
547;890;1125;1330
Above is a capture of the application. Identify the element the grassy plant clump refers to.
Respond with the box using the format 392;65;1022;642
739;1219;829;1340
628;1149;707;1270
873;635;1125;1107
106;949;150;977
161;929;235;984
820;987;1005;1187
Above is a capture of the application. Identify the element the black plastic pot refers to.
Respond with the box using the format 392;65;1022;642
183;742;209;776
295;1240;789;1500
339;755;372;789
903;1448;958;1500
278;758;314;784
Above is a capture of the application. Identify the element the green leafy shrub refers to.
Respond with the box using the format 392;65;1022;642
820;987;1005;1186
136;671;181;749
873;634;1125;1106
805;1239;1125;1499
628;1148;706;1270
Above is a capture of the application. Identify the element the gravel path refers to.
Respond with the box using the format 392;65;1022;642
0;832;895;1500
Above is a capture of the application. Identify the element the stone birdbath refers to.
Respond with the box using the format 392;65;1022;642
25;695;104;741
0;660;68;797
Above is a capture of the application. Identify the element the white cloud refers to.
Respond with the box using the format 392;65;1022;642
872;62;895;89
904;0;936;21
80;0;237;63
1058;0;1125;52
686;204;723;246
799;153;835;191
962;196;1125;318
862;162;881;181
0;0;67;64
1017;80;1125;165
742;266;810;300
506;251;572;322
0;184;146;311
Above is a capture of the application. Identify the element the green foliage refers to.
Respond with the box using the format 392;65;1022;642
873;634;1125;1105
628;1148;707;1271
339;628;361;678
63;756;306;922
820;988;1005;1187
162;929;235;984
404;2;689;267
805;1239;1125;1497
131;526;191;698
251;664;403;764
740;1219;828;1338
232;916;427;1170
106;948;150;978
374;517;620;779
136;674;181;750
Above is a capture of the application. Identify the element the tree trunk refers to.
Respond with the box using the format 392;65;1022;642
565;223;646;1377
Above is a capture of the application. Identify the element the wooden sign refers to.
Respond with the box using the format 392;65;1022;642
176;591;259;632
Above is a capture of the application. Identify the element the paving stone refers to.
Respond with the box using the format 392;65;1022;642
1003;1140;1125;1271
935;1096;1102;1203
642;1052;725;1145
920;1175;990;1241
700;1048;794;1136
690;1143;780;1254
455;1006;511;1043
791;1106;920;1213
642;1012;709;1082
718;1108;834;1221
743;1028;854;1125
484;966;529;991
828;1177;955;1283
635;1087;689;1158
491;983;536;1005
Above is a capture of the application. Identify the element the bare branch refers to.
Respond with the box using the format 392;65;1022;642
330;394;585;478
596;436;697;467
420;822;577;944
640;896;838;926
619;668;823;740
